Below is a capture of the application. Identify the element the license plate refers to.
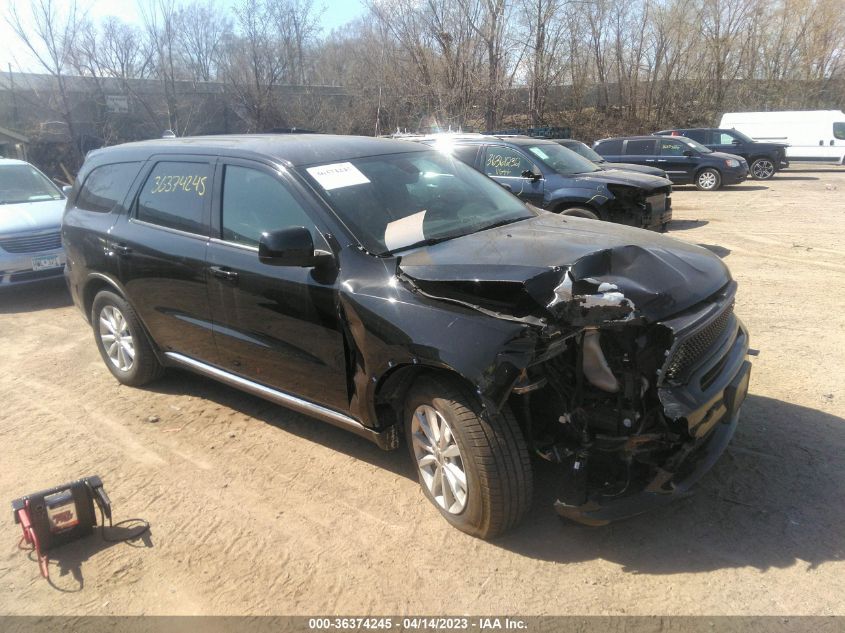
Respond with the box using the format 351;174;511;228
647;194;666;213
31;254;61;271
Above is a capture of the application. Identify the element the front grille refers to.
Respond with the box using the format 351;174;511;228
0;232;62;253
666;301;734;381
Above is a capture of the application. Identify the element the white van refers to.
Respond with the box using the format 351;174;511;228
719;110;845;164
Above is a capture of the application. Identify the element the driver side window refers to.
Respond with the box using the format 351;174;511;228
659;140;687;156
221;165;314;247
485;147;534;178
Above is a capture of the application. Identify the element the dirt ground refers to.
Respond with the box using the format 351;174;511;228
1;166;844;616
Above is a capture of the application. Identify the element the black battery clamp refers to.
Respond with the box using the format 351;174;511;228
12;475;148;579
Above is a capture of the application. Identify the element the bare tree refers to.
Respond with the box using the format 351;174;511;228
6;0;84;164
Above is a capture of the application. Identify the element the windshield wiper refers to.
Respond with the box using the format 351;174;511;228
475;217;527;233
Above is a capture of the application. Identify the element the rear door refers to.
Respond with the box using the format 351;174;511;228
622;139;658;169
482;145;544;206
109;155;217;361
657;137;696;183
205;159;348;410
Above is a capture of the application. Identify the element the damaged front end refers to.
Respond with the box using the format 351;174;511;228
605;183;673;233
399;235;751;526
520;279;749;526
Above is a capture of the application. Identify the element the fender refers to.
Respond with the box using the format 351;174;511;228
546;187;610;211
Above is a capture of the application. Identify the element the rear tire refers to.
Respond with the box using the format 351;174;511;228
91;290;163;387
404;376;533;539
750;158;775;180
695;168;722;191
559;206;600;220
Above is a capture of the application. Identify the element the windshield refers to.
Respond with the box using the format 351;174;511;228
728;129;754;143
301;150;533;255
562;141;605;163
678;137;712;154
0;164;63;205
524;143;601;174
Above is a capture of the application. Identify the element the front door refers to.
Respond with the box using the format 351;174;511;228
710;130;746;159
482;145;545;206
205;160;348;411
657;138;697;183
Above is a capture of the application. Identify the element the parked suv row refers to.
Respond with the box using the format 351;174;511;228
654;128;789;180
428;136;674;231
593;135;749;191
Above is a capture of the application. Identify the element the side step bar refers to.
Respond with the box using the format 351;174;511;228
164;352;394;449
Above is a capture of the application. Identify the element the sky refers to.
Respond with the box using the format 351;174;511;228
0;0;366;71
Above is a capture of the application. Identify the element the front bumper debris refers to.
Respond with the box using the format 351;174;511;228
554;317;751;526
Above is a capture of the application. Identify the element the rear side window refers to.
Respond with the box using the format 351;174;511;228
221;165;314;247
594;139;622;154
76;162;140;213
834;122;845;140
624;140;657;155
484;146;535;177
136;161;211;234
684;130;708;143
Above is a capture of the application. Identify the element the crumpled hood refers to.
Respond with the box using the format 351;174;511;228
0;199;66;236
398;213;730;323
566;169;672;191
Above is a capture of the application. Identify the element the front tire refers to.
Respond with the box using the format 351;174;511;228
559;206;600;220
695;168;722;191
404;376;533;539
91;290;163;386
750;158;775;180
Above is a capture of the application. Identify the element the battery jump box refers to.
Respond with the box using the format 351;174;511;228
11;475;146;579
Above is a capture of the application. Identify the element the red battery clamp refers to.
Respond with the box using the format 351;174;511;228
12;475;122;579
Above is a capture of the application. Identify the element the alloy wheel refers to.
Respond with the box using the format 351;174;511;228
752;159;775;179
698;171;718;190
411;404;468;514
99;305;135;372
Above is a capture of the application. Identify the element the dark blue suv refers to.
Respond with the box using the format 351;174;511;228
593;135;749;191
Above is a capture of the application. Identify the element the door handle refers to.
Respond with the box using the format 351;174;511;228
112;243;131;256
209;265;239;282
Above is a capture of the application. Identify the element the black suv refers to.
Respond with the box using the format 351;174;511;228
428;136;673;231
594;135;749;191
655;128;788;180
63;135;751;536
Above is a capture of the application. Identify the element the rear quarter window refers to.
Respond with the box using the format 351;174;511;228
136;161;211;234
685;130;708;143
75;162;141;213
594;139;622;154
450;145;480;166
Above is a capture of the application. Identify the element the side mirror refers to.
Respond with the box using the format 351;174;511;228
521;169;541;181
683;150;695;157
258;226;332;268
62;185;73;196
